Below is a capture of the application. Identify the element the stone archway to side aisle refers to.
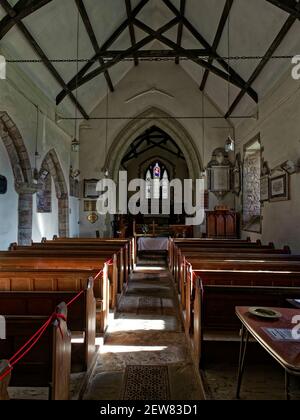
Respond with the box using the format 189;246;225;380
39;149;69;238
0;111;35;245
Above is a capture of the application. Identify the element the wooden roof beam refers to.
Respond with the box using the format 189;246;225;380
0;0;53;40
200;0;234;91
225;13;297;118
75;0;114;92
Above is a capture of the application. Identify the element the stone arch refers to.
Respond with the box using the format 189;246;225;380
0;112;34;245
104;107;203;183
39;149;69;238
0;112;32;186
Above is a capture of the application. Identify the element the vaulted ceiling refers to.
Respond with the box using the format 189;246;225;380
0;0;300;121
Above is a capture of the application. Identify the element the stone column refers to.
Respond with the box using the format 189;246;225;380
16;183;36;246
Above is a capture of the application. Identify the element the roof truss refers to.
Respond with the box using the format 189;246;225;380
0;0;53;40
0;0;89;119
56;0;258;107
75;0;114;92
225;6;299;117
122;126;185;165
175;0;186;65
0;0;296;118
266;0;300;19
200;0;234;91
125;0;139;66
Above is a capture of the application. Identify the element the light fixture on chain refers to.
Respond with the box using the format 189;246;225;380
102;86;110;178
201;70;207;178
224;7;235;154
72;9;80;153
33;106;40;183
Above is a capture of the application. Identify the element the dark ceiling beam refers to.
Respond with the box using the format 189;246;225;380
122;143;159;164
200;0;234;91
162;0;258;103
225;13;297;118
1;0;89;119
56;0;150;104
125;0;139;66
84;48;209;59
75;0;114;92
266;0;300;19
0;0;53;39
134;18;257;98
56;17;180;105
147;139;185;159
175;0;186;64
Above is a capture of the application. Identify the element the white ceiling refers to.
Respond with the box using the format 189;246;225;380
0;0;299;120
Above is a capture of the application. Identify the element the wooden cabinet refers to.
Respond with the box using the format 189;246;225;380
206;208;240;239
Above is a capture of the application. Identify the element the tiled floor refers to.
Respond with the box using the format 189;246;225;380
83;260;205;400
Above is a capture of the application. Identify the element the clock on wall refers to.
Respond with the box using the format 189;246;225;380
0;175;7;194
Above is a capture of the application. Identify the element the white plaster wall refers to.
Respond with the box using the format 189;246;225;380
0;52;79;248
79;62;234;237
32;177;58;241
0;139;18;249
69;196;80;238
236;68;300;252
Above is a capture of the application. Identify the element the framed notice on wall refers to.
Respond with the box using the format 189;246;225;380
208;166;231;192
269;173;289;202
84;179;99;198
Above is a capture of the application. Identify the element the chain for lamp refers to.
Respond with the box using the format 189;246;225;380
5;55;297;63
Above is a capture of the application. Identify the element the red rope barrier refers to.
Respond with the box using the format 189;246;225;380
0;294;79;383
66;290;84;307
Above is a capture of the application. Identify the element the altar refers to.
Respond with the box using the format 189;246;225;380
137;237;169;251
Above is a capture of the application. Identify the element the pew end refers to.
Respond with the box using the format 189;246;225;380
51;302;72;400
0;360;11;401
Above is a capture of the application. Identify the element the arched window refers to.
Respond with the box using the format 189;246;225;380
145;162;169;200
145;170;151;199
162;170;169;200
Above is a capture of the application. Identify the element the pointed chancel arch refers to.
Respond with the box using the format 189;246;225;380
0;111;34;245
103;107;203;183
39;149;69;238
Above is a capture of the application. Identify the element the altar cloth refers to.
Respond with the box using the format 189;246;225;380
138;237;169;251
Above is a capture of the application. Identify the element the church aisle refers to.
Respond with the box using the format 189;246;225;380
83;258;205;401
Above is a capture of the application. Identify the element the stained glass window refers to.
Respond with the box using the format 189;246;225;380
145;162;169;200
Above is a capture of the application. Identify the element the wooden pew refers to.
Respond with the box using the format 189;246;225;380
0;303;71;400
0;277;96;371
183;267;300;366
40;237;134;273
7;247;126;306
0;257;110;334
0;258;110;334
170;242;291;280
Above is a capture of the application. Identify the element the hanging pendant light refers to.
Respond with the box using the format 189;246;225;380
225;134;235;153
72;9;80;153
33;106;40;183
224;7;235;154
201;69;207;178
103;85;110;177
71;138;80;153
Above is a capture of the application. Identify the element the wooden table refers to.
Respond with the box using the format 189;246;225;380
235;307;300;400
287;299;300;309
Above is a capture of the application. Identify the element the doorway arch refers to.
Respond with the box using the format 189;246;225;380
104;107;203;182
